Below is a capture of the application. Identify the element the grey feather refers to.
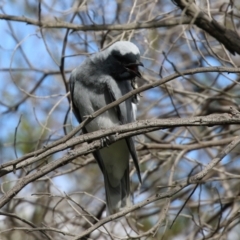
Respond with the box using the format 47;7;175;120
69;41;143;214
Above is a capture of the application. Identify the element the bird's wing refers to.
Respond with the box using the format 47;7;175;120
69;73;141;183
106;82;142;183
69;73;82;123
69;72;106;172
69;72;89;134
125;138;142;183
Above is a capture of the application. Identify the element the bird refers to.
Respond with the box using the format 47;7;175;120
69;41;143;214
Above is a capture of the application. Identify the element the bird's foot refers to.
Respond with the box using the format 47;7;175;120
100;135;115;148
100;136;111;148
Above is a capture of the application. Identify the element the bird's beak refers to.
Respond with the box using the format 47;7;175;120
124;61;144;78
136;60;144;67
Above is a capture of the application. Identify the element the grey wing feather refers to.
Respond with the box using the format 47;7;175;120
106;82;142;183
69;73;83;124
69;73;105;171
93;147;131;214
126;138;142;183
104;165;130;214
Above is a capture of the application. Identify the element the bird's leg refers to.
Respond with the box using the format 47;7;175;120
100;136;111;148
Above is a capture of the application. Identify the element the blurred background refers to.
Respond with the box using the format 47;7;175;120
1;0;240;239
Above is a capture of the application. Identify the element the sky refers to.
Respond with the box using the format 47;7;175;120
1;2;240;237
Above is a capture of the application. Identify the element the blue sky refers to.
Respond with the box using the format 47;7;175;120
1;4;240;236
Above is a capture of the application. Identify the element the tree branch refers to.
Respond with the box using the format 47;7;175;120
173;0;240;55
1;111;240;176
71;136;240;239
0;13;190;31
1;65;237;174
0;112;240;209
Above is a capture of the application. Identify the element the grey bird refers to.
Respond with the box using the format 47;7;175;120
69;41;143;214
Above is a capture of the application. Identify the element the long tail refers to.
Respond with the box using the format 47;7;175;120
103;166;130;215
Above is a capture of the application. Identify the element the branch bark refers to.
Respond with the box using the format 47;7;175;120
2;66;239;172
0;112;240;209
173;0;240;55
0;14;190;31
71;136;240;239
1;112;240;176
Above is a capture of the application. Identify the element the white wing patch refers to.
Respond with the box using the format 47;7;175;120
132;102;137;121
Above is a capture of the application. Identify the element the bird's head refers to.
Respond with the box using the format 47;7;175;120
103;41;143;80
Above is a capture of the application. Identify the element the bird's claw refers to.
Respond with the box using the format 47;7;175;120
100;136;111;148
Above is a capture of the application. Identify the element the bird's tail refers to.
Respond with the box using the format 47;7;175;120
103;167;131;215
